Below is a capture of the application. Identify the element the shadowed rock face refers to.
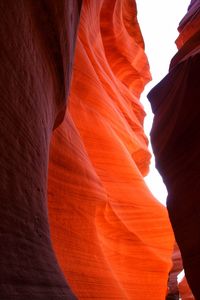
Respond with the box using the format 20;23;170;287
0;1;81;298
148;1;200;299
167;243;183;298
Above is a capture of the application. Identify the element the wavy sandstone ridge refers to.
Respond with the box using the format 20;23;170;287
148;0;200;299
48;0;174;299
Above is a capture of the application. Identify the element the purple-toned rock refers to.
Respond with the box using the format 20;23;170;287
148;1;200;298
0;1;81;298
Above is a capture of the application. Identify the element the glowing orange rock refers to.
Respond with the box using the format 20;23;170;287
48;0;174;298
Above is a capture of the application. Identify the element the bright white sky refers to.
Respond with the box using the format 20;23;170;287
136;0;190;205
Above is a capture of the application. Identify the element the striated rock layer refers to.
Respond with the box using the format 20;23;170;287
0;0;81;299
0;0;174;299
48;0;174;299
148;0;200;299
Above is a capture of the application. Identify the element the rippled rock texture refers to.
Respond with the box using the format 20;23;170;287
0;0;174;299
48;1;173;299
0;0;81;299
148;0;200;299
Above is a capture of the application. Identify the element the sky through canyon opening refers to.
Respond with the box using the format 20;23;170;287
137;0;190;205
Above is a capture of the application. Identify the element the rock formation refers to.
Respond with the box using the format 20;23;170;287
0;0;174;299
0;1;81;299
48;0;174;299
167;243;183;299
148;0;200;299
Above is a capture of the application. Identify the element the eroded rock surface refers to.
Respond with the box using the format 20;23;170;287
48;1;174;299
148;1;200;298
0;1;81;298
0;0;174;299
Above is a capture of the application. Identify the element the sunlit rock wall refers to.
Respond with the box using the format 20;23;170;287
148;0;200;299
48;0;174;299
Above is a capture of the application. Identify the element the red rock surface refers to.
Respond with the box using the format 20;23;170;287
148;0;200;299
48;0;174;299
179;276;194;300
167;243;183;298
0;1;81;299
0;0;174;299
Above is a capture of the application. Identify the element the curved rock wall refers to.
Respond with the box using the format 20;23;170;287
48;0;174;299
0;0;81;299
148;0;200;299
0;0;174;299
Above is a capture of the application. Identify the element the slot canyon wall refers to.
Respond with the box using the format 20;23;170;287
48;0;174;299
148;0;200;299
1;0;198;299
0;0;81;299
